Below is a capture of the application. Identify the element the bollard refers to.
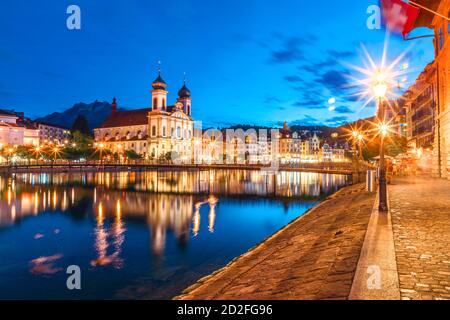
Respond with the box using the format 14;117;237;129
366;170;376;192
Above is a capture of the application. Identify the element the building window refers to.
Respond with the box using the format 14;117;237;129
171;128;174;137
439;27;444;50
162;126;166;137
153;98;157;109
448;10;450;35
152;126;156;136
177;127;181;138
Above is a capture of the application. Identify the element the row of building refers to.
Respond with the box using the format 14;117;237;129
1;71;348;164
93;71;348;164
0;109;71;147
384;0;450;178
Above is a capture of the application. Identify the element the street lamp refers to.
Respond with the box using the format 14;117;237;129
357;134;364;160
53;147;60;163
374;71;389;212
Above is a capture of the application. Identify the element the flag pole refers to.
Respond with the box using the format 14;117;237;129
409;0;450;22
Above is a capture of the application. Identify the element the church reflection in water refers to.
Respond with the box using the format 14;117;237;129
0;170;349;261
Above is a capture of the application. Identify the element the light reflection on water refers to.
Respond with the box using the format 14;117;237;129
0;170;349;299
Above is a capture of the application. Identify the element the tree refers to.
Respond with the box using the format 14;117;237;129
125;149;141;161
69;131;96;160
362;134;408;160
15;146;35;164
159;152;173;163
71;115;91;136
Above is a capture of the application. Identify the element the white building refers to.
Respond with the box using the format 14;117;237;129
0;109;39;147
35;122;71;144
94;70;194;161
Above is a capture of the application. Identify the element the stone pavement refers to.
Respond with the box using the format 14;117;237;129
177;184;375;300
389;175;450;300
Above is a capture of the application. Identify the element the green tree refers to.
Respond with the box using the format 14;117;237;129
125;149;141;161
15;146;34;164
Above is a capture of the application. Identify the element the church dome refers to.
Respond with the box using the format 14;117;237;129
152;72;167;90
178;83;191;98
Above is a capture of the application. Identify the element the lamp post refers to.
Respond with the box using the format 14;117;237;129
53;147;59;164
373;73;389;212
357;134;364;161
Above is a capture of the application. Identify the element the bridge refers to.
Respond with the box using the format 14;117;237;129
0;161;362;175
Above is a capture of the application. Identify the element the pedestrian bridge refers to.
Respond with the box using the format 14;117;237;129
0;161;361;176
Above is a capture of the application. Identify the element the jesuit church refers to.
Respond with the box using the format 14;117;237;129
94;70;194;160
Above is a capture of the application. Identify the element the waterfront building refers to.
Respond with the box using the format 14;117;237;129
95;98;149;156
279;122;302;163
0;109;40;147
309;133;321;153
321;142;346;162
94;70;194;161
35;122;71;145
410;0;450;178
403;63;437;163
379;99;408;138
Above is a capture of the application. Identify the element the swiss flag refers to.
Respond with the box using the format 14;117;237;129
381;0;420;37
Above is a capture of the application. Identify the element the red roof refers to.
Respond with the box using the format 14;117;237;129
100;108;151;128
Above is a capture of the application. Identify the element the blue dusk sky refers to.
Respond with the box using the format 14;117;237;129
0;0;435;128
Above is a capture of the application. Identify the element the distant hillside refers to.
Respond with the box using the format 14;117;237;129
35;100;120;131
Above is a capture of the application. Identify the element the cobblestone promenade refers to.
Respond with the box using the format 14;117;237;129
390;176;450;300
177;184;375;300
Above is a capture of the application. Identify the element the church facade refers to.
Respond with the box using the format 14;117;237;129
94;70;194;161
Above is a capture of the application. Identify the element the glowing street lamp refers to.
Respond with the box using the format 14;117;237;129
372;71;390;212
52;147;60;162
346;40;409;211
379;123;389;137
373;82;388;99
357;134;364;160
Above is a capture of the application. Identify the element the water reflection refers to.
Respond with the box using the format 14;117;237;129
0;170;348;199
0;170;349;299
0;170;348;232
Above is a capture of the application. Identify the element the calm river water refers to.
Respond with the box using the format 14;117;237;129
0;170;349;299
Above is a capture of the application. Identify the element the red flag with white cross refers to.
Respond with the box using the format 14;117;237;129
381;0;420;37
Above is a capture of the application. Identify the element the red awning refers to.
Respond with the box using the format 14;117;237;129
411;0;441;29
